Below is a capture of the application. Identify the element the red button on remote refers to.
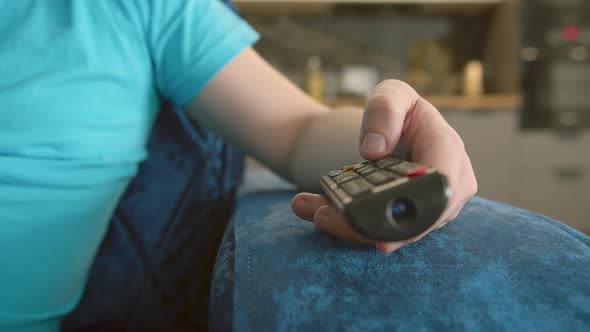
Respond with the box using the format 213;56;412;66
405;166;427;178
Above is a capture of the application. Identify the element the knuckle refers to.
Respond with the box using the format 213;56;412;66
367;93;395;114
470;177;479;196
376;79;398;90
451;130;466;151
367;80;421;119
464;162;478;197
458;137;466;151
375;79;419;99
378;79;415;94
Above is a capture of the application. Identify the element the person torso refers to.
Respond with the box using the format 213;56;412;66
0;1;158;329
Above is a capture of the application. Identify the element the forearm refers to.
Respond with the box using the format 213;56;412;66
288;106;364;192
191;49;383;190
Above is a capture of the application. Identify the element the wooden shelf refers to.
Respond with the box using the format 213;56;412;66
324;94;521;110
235;0;504;4
236;0;506;15
425;94;521;110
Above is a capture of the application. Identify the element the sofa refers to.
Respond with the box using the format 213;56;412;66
209;170;590;331
62;92;590;332
62;0;590;330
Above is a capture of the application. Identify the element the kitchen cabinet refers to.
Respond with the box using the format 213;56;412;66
513;130;590;233
442;109;517;205
444;111;589;234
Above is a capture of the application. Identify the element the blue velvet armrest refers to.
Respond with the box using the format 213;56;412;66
210;191;590;331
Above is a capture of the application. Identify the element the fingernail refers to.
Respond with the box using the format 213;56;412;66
361;132;386;156
314;207;329;226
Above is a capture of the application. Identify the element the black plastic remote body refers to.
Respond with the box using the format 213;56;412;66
320;156;450;241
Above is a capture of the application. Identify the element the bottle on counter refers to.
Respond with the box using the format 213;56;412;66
305;56;324;102
462;60;484;98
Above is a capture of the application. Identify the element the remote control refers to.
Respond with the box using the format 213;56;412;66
320;156;450;241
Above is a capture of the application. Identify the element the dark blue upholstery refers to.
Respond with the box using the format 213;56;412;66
210;191;590;331
62;103;245;331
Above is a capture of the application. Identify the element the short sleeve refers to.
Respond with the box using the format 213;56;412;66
145;0;259;108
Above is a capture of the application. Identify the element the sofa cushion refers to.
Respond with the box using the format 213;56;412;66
210;191;590;331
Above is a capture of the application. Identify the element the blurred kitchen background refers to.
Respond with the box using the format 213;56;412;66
235;0;590;234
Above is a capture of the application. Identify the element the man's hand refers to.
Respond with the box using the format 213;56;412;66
291;80;477;254
189;49;475;253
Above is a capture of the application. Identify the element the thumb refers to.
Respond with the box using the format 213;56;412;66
359;80;420;160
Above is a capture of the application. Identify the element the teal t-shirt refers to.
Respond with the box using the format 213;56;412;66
0;0;258;330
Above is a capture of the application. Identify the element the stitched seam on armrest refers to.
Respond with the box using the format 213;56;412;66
246;222;252;329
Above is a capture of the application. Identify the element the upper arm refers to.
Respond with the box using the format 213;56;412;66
186;47;329;180
142;0;328;180
143;0;259;107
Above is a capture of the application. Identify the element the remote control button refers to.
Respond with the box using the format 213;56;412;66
332;172;359;184
405;166;428;178
353;163;366;171
356;165;378;176
376;158;402;168
341;179;372;196
353;165;369;173
341;165;354;172
353;160;370;171
334;188;352;204
328;170;343;178
389;161;420;176
365;170;398;184
322;176;338;190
